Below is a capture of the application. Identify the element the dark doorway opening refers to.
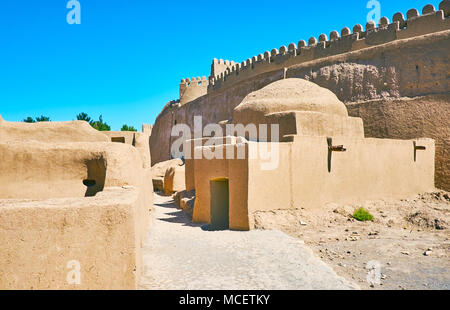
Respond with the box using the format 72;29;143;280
210;178;229;230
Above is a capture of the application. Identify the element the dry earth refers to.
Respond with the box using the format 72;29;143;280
254;191;450;290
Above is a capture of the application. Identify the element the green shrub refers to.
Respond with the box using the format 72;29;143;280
353;207;374;222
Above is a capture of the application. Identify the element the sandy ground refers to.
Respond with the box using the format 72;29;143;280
139;193;358;290
254;191;450;290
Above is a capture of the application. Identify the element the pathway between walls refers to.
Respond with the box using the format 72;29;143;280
139;193;358;290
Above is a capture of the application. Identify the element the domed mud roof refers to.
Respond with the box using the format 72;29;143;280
234;78;348;118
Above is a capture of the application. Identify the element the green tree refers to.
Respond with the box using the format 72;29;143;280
121;124;137;132
24;116;50;123
75;112;110;131
76;112;92;123
35;115;50;122
90;115;111;131
23;117;36;123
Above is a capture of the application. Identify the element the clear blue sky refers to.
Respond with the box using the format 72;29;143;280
0;0;440;130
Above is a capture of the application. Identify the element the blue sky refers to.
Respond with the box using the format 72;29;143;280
0;0;441;130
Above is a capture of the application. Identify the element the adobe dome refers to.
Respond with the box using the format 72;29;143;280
233;78;349;120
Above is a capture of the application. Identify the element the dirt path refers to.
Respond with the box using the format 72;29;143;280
139;194;358;290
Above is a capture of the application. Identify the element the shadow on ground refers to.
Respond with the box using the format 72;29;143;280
157;198;203;228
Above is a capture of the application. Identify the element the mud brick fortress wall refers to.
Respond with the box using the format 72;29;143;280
150;2;450;191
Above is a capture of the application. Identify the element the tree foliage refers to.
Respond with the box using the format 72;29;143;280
121;124;137;132
22;112;112;132
76;112;92;123
23;117;36;123
23;115;50;123
90;115;111;131
35;115;51;122
76;112;111;131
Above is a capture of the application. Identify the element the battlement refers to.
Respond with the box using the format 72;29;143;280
180;76;209;94
208;1;450;92
211;58;237;80
179;76;209;105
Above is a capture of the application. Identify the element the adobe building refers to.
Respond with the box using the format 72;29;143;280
0;118;153;289
186;79;435;231
103;124;152;169
151;1;450;192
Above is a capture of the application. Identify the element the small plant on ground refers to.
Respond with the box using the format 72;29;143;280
353;207;374;222
90;115;111;131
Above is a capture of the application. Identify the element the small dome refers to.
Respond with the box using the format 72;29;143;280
234;78;348;119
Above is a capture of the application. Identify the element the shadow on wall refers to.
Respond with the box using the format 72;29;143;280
84;158;106;197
